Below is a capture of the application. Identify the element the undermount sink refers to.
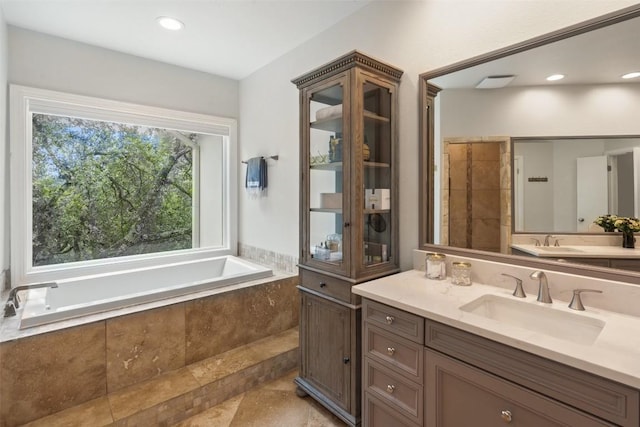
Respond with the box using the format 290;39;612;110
536;246;584;253
459;294;605;345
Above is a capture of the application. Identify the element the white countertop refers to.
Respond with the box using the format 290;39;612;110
512;243;640;258
352;269;640;389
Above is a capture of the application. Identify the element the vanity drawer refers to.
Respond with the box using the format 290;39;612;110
364;357;423;424
365;324;423;383
299;269;351;302
363;299;424;344
363;392;420;427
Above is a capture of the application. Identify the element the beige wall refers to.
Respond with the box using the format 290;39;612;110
239;0;638;270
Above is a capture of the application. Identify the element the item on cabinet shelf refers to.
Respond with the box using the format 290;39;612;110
365;189;391;210
327;233;342;252
426;253;446;280
316;104;342;121
314;242;331;260
310;152;329;165
329;252;343;262
363;135;371;161
451;262;472;286
367;213;387;233
329;135;343;162
365;241;388;263
320;193;342;209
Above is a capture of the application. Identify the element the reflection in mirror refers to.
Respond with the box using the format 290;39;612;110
419;5;640;279
513;137;640;233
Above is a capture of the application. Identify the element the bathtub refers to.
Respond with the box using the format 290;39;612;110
19;256;272;329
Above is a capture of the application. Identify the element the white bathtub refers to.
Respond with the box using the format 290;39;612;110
19;256;272;329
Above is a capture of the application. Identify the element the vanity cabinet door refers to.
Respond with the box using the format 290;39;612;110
425;349;614;427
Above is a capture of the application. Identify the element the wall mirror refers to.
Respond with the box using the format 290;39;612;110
419;4;640;282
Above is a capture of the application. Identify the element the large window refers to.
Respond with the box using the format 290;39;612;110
10;86;238;285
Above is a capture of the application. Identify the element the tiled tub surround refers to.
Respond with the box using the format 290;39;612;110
0;273;299;426
352;249;640;387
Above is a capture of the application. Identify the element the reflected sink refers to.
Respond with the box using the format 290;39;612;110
536;246;584;253
459;294;605;345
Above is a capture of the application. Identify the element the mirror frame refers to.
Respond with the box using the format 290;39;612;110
419;4;640;284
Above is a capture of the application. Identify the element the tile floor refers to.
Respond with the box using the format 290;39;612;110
172;370;346;427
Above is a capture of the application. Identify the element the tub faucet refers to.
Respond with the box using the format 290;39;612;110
529;271;552;303
543;234;555;246
4;282;58;317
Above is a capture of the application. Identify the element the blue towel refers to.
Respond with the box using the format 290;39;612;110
245;156;267;196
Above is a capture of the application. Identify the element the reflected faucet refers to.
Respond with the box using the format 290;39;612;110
4;282;58;317
529;271;552;303
543;234;555;247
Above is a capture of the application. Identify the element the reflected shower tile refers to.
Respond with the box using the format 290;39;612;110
471;190;500;220
471;160;500;190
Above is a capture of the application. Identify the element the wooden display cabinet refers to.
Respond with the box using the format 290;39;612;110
292;51;403;426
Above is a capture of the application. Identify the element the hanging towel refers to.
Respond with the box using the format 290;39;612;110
245;156;267;197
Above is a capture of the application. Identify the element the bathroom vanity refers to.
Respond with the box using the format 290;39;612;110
511;244;640;272
353;269;640;427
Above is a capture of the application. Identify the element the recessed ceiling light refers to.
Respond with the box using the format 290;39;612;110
546;74;565;81
622;71;640;79
156;16;184;31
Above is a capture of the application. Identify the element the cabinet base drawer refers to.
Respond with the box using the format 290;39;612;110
364;357;423;424
300;269;352;302
365;324;423;382
363;299;424;343
364;392;420;427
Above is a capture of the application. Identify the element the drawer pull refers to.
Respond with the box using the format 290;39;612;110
319;282;326;288
385;315;395;324
500;410;512;423
386;347;396;356
386;384;395;394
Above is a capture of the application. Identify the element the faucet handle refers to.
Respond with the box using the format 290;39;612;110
501;273;526;298
568;289;603;311
553;238;561;247
530;238;541;246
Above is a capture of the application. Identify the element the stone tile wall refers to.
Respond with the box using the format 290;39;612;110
0;275;299;427
238;243;298;274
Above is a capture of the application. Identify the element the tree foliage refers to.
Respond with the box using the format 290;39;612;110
32;114;194;266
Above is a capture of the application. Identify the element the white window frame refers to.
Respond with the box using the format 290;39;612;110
10;85;238;286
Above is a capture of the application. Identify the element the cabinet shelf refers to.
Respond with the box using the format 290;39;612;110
310;208;343;214
310;111;391;133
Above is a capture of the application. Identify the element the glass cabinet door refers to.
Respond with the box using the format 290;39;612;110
306;79;349;273
360;79;393;269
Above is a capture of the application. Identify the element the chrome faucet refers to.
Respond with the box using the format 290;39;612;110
4;282;58;317
543;234;554;247
529;271;552;303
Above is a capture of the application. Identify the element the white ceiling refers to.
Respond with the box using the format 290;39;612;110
0;0;370;80
432;13;640;89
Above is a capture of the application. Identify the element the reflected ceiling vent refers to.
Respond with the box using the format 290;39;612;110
475;75;516;89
